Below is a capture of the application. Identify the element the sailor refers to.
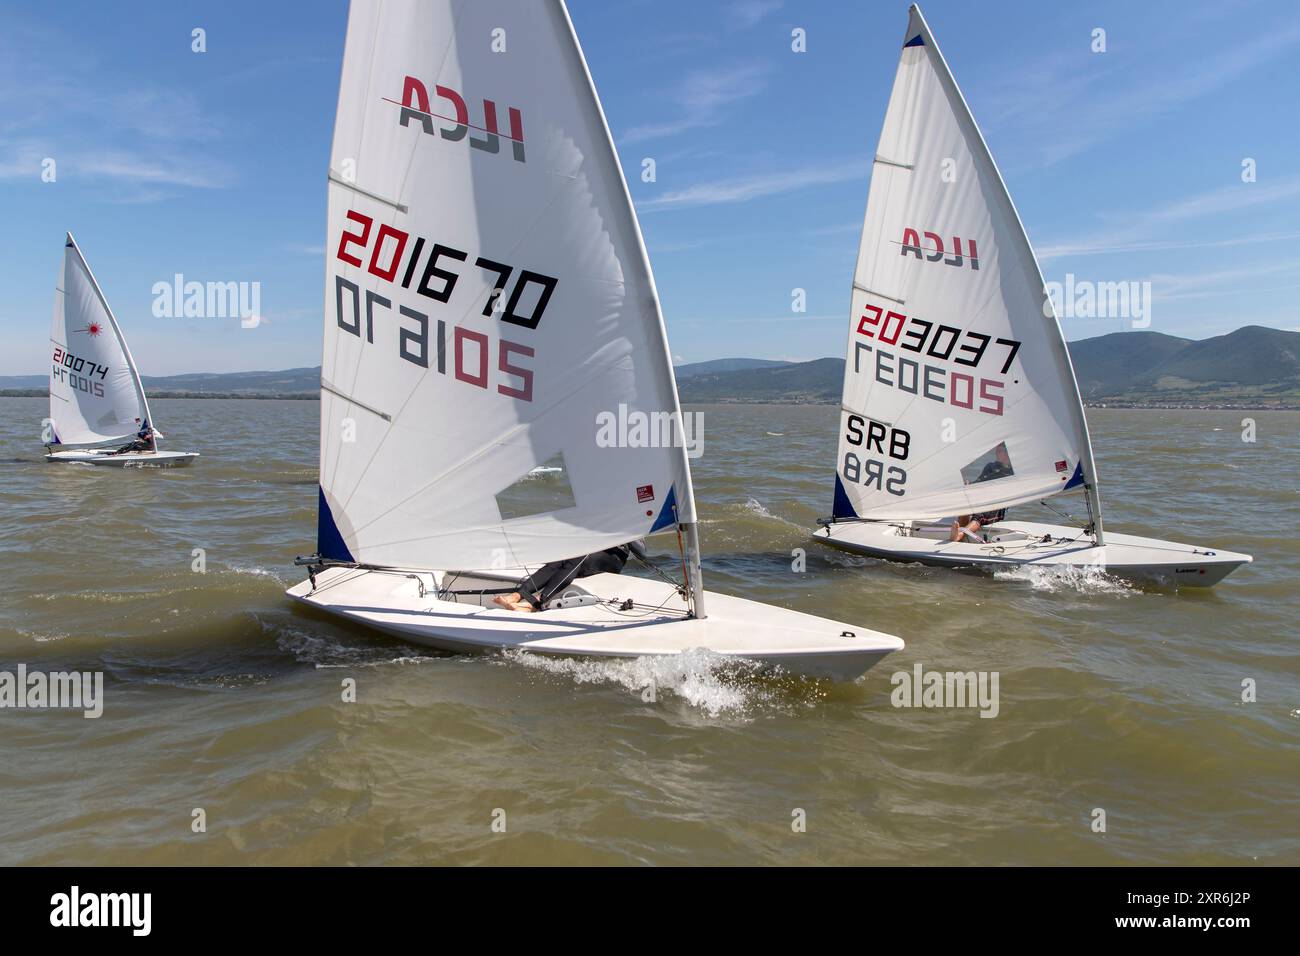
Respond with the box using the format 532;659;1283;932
111;422;156;455
493;539;649;612
950;444;1014;542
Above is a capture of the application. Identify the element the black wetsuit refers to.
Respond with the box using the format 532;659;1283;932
520;540;648;609
113;437;153;455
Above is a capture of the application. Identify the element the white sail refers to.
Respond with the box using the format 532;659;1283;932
49;234;152;446
832;5;1100;525
316;0;696;570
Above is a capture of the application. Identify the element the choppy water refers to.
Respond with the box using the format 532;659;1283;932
0;397;1296;864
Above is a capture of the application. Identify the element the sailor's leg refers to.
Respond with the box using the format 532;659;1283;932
534;558;585;606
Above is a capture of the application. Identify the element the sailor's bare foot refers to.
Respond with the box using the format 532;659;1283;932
511;601;538;613
492;592;522;609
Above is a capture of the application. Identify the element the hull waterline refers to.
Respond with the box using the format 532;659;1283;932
286;567;903;682
813;519;1251;587
45;449;200;467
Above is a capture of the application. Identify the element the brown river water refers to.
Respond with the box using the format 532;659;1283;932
0;397;1296;864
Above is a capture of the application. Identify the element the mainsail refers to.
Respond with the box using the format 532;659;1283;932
832;5;1101;531
49;234;152;446
317;0;697;570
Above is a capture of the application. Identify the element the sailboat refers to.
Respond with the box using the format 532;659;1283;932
285;0;903;680
45;234;199;467
812;5;1250;587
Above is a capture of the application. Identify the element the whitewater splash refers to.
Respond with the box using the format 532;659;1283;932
501;647;821;718
740;497;807;532
223;564;287;583
993;562;1135;595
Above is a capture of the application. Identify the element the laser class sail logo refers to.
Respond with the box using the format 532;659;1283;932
899;228;979;270
76;322;103;336
394;76;525;163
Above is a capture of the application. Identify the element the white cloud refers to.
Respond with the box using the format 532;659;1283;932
640;160;863;210
986;18;1300;167
1145;259;1300;300
622;63;768;144
725;0;784;29
0;22;233;197
1038;176;1300;261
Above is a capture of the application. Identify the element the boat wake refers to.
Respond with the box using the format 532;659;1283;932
266;619;443;669
501;647;824;718
993;563;1136;595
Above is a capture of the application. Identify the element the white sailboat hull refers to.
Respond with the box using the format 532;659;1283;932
813;519;1251;587
46;449;199;467
286;566;904;681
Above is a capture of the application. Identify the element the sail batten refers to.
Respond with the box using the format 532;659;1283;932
317;0;696;571
833;5;1101;526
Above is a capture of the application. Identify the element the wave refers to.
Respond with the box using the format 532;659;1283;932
262;616;442;669
992;563;1136;595
500;646;825;718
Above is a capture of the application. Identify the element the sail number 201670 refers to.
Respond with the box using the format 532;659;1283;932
332;208;557;403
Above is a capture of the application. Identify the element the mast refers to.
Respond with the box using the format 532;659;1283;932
556;0;708;603
684;521;706;619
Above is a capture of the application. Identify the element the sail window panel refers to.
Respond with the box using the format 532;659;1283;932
959;441;1015;487
494;454;577;522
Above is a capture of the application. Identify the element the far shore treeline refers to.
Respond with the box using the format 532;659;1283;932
4;327;1298;409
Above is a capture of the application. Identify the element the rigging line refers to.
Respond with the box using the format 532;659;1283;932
629;549;684;591
1038;497;1088;529
672;506;692;612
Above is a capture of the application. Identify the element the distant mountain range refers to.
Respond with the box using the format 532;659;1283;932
1066;326;1300;405
675;326;1300;407
0;367;320;399
3;327;1296;407
673;358;790;378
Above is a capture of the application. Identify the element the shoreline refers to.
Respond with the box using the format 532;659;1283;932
5;391;1297;410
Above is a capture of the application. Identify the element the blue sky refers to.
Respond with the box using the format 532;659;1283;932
2;0;1298;375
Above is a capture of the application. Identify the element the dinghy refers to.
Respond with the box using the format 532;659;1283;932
811;5;1250;588
45;235;198;467
286;0;903;681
